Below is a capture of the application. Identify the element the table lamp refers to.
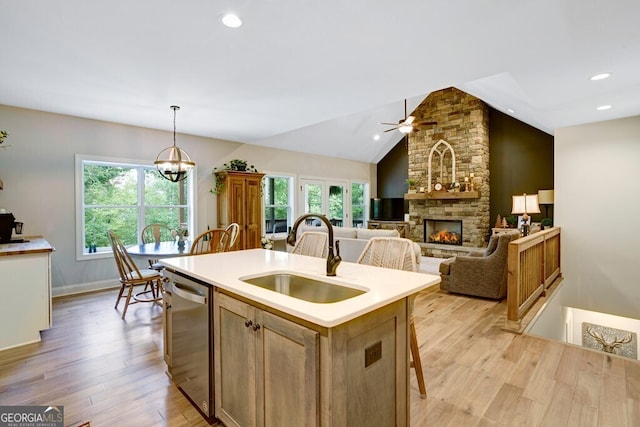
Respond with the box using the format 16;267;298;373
537;189;554;221
511;193;540;236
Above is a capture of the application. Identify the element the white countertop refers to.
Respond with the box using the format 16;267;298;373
161;249;440;328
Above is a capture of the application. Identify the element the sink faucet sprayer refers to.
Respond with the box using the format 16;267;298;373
287;214;342;276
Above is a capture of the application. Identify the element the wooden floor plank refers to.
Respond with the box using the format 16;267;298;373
1;287;640;426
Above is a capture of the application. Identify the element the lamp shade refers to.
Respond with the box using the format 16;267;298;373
511;194;540;215
538;189;554;205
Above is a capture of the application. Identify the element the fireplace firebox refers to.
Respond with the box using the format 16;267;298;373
424;219;463;246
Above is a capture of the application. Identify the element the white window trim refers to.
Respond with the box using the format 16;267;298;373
74;154;196;261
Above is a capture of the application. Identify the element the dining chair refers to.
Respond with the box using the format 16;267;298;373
190;228;232;255
141;223;174;271
357;236;427;398
141;223;174;244
291;231;329;258
107;230;164;319
224;223;240;250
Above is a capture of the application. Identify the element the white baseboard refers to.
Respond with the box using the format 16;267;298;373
52;279;119;298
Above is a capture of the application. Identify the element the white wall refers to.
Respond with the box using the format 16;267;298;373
555;115;640;319
0;105;373;292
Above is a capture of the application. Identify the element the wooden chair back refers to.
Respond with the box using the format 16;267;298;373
141;223;173;244
190;228;232;255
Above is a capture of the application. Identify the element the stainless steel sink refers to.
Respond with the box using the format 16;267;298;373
240;272;365;303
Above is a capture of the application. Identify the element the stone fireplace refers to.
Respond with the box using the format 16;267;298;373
405;87;491;255
424;219;462;246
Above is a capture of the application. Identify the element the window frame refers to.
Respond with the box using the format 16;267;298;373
262;173;295;236
74;154;195;261
350;180;369;228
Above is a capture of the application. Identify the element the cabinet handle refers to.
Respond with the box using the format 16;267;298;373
245;319;253;328
253;323;261;331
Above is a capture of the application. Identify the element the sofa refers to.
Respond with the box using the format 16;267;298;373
438;230;520;299
292;225;421;265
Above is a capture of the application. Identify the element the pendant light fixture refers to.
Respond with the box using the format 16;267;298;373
155;105;195;182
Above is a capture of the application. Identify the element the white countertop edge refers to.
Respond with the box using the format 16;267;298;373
161;249;441;328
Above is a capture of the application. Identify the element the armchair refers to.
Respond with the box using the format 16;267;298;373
439;231;520;300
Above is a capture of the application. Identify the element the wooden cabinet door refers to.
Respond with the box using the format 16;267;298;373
214;292;257;427
217;171;265;250
214;291;320;427
245;175;263;249
256;310;319;427
227;175;248;249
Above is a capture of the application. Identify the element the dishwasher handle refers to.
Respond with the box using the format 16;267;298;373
173;282;208;305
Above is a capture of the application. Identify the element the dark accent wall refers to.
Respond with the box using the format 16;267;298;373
376;136;408;198
376;107;554;228
489;109;554;225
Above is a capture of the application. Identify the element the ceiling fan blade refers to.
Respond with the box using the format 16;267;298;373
384;127;398;133
414;120;437;126
380;122;399;126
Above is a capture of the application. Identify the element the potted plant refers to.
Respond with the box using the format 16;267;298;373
221;159;258;172
211;159;260;194
406;178;419;194
541;218;553;229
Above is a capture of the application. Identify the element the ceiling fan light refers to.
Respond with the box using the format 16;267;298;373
398;124;413;134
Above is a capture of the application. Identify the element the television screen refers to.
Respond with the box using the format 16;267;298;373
370;198;406;221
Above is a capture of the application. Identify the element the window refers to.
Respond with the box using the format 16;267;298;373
263;174;293;234
75;155;194;260
300;178;367;227
351;182;368;227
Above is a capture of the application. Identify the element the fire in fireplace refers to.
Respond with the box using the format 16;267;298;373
424;219;463;246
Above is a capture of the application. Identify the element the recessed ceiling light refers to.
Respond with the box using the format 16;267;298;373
590;73;611;81
507;108;515;114
373;134;380;141
221;13;242;28
597;105;612;111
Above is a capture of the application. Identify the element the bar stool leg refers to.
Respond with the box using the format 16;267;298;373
409;317;427;399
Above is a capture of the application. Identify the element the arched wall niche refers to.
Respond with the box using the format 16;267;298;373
427;139;456;192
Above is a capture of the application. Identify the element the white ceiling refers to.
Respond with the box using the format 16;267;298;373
2;1;639;163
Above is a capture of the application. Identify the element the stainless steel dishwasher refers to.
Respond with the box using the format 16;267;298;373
167;269;213;418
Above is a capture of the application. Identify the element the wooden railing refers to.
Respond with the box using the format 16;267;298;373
506;227;561;330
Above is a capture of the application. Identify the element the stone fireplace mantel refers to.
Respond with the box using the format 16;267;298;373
405;191;480;200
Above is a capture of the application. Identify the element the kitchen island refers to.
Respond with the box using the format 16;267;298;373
0;237;54;351
161;249;440;426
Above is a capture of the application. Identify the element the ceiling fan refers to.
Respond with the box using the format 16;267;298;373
380;99;437;134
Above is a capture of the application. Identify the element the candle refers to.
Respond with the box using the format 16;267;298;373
464;177;469;182
470;173;474;178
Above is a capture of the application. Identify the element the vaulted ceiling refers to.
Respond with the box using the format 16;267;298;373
2;1;639;163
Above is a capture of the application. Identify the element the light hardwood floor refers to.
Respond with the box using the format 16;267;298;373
0;287;638;426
